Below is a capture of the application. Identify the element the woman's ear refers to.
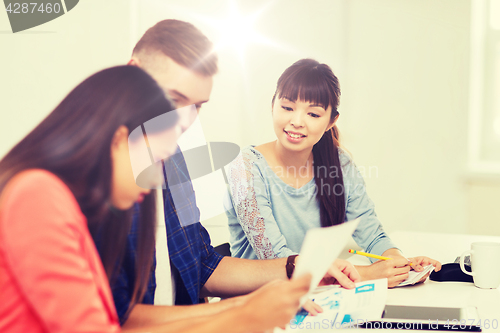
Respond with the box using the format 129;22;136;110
111;126;129;152
326;114;339;132
271;93;278;114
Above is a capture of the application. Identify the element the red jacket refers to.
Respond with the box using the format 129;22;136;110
0;169;120;332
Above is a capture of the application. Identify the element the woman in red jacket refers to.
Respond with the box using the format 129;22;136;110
0;65;311;333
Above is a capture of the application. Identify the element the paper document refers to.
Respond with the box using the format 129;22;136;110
289;279;388;330
292;218;360;304
396;264;435;287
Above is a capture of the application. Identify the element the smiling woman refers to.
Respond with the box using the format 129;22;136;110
224;58;441;288
0;65;179;332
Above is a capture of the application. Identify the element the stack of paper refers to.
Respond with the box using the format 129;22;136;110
396;264;435;287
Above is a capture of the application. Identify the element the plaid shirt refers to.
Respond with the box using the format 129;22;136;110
111;149;223;324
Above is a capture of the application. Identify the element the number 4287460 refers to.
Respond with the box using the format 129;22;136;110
6;2;62;14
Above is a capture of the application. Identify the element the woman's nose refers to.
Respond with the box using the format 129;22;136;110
290;112;305;127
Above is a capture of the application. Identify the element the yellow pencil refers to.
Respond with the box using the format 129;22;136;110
348;249;392;260
348;249;412;266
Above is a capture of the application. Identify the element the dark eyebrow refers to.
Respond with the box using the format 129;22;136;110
309;104;326;110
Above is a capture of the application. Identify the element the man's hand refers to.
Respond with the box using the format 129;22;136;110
320;259;361;289
241;274;311;331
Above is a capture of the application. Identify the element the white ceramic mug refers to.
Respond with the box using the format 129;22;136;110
460;242;500;289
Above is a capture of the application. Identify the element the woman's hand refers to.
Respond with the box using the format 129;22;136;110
320;259;361;289
387;252;441;284
301;299;323;316
407;256;442;284
357;249;441;287
240;273;311;331
356;256;410;288
408;256;442;272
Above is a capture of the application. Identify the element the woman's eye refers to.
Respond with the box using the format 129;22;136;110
309;113;320;118
282;106;293;111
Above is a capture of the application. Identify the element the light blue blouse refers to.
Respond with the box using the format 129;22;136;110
223;145;397;261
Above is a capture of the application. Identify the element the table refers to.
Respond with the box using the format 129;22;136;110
281;231;500;332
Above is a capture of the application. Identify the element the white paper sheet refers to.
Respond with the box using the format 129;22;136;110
289;279;388;331
292;218;360;304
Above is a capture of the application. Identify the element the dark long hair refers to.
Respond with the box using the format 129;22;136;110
272;59;345;227
0;65;177;310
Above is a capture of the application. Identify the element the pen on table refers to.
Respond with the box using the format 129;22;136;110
348;249;412;266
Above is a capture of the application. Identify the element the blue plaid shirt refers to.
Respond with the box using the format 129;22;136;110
111;149;223;324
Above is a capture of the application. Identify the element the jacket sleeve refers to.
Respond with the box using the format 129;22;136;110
343;160;398;262
225;152;297;259
0;171;120;332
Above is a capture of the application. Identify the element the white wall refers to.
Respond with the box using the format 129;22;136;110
340;1;499;237
0;0;132;158
2;1;498;248
340;0;471;234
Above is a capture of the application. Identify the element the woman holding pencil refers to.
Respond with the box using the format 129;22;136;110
224;59;441;288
